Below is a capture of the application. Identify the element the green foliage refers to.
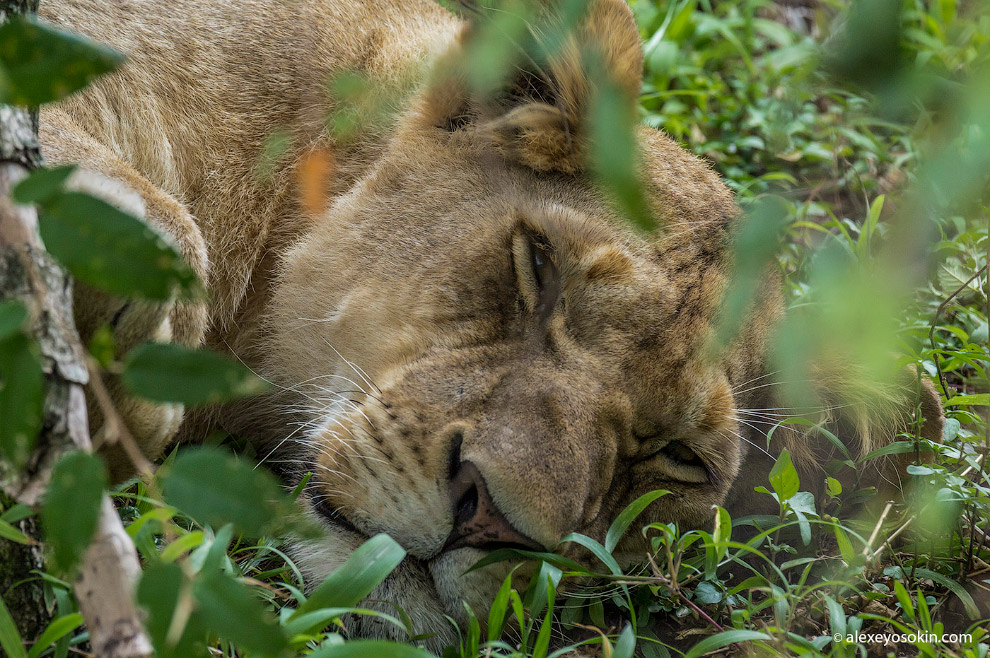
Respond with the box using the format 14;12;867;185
0;301;43;468
193;568;289;656
159;447;299;536
40;451;107;573
0;16;124;106
0;593;26;658
291;533;406;620
25;612;82;658
35;189;201;300
123;343;270;406
589;73;655;232
307;641;435;658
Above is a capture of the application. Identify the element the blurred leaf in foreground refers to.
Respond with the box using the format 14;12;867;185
122;343;270;406
0;301;43;469
159;447;298;537
37;191;200;301
588;68;654;232
0;17;124;106
193;570;288;657
711;195;790;351
137;562;210;658
41;451;108;573
827;0;905;88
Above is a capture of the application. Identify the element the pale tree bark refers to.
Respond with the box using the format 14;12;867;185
0;2;153;657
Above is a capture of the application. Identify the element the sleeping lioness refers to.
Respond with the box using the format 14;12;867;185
37;0;942;647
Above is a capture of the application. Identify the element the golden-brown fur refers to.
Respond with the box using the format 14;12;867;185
38;0;942;646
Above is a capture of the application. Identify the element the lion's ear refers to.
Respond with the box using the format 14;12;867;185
422;0;643;173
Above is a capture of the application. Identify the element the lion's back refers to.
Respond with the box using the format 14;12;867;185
39;0;460;326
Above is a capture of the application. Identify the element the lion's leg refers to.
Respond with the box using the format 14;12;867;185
39;107;209;477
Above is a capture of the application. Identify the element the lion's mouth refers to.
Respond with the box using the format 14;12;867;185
306;471;541;559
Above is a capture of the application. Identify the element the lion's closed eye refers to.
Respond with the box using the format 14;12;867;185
640;438;710;484
512;228;560;321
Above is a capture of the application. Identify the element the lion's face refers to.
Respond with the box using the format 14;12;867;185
257;0;771;644
265;146;761;637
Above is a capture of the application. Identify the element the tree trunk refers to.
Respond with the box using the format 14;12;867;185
0;2;57;638
0;2;153;656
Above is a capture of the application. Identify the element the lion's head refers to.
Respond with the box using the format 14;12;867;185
221;0;934;646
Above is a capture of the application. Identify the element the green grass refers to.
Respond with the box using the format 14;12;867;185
2;0;988;657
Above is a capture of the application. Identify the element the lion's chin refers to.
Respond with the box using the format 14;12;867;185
289;528;507;653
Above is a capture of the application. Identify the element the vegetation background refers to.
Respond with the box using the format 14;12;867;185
0;0;987;656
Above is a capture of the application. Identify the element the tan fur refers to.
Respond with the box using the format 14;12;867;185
38;0;941;646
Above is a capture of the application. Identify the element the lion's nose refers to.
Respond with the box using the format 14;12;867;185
444;461;542;552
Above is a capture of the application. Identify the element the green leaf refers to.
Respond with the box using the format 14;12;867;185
893;580;915;622
860;440;932;462
197;524;234;575
693;581;723;605
38;191;199;300
159;531;205;563
464;3;530;97
0;503;33;524
136;562;210;658
523;561;562;619
822;594;846;638
51;588;74;658
123;343;270;406
307;641;435;658
941;417;960;442
0;518;33;545
589;74;654;232
681;630;772;658
711;505;731;562
0;594;26;658
832;523;856;566
487;573;513;642
160;447;294;536
557;533;621;575
713;196;790;348
11;166;76;205
530;574;556;658
0;302;43;468
947;393;989;407
604;489;669;553
910;567;981;620
613;623;636;658
825;477;842;497
293;534;406;622
0;17;124;105
41;452;108;572
0;300;29;341
26;613;83;658
587;597;605;631
768;449;799;501
193;571;287;657
282;606;408;638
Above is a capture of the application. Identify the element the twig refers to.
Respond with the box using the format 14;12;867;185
863;501;894;558
84;356;156;479
646;551;726;633
868;514;915;563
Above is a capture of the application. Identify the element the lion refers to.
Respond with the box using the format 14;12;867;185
37;0;943;648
